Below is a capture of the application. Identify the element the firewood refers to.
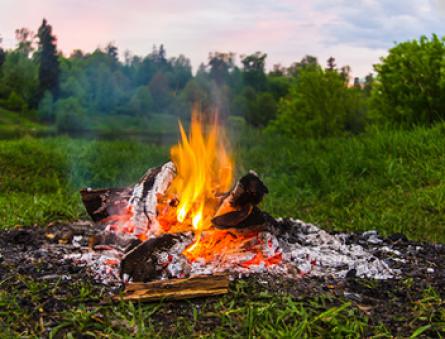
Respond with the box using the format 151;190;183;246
114;274;230;302
80;162;176;237
80;187;132;222
120;234;181;282
211;171;269;229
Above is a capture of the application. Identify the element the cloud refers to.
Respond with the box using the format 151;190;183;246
0;0;444;77
314;0;445;49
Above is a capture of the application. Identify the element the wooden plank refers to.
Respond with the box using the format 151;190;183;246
114;274;230;302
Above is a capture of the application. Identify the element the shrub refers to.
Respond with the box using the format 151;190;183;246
371;34;445;127
3;91;27;112
268;67;366;138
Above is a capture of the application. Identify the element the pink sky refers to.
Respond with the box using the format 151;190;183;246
1;0;444;77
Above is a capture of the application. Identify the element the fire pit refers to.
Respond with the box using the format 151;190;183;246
55;113;403;301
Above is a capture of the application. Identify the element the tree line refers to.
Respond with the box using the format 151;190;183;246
0;19;444;136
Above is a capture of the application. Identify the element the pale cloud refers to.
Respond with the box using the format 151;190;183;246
0;0;444;77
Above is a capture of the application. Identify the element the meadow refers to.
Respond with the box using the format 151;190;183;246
1;120;445;337
1;121;445;243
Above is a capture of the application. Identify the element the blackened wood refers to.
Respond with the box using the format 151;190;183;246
80;165;163;223
212;171;269;229
232;171;269;206
120;234;179;282
213;206;267;229
80;187;132;222
115;274;230;302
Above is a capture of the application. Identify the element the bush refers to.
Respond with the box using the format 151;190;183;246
244;90;277;127
2;91;27;112
268;67;366;138
371;34;445;127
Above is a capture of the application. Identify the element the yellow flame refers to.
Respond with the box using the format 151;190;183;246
168;110;233;236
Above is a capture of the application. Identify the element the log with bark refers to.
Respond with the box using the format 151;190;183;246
114;274;230;302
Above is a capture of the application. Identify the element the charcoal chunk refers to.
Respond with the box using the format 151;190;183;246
120;234;179;282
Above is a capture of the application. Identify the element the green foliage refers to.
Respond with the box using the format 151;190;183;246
55;97;86;132
128;86;153;116
241;52;267;91
36;18;60;101
372;34;445;127
0;50;38;105
238;124;445;242
2;124;445;243
37;90;54;121
2;91;27;112
244;90;277;127
269;66;366;138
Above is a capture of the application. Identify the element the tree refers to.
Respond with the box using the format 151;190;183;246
15;28;35;57
128;86;153;116
37;91;54;121
149;71;170;111
241;52;267;91
269;66;366;138
326;57;336;71
168;55;192;92
55;97;86;132
244;91;277;127
287;55;319;77
364;73;374;95
0;50;39;104
340;65;351;83
0;48;4;68
269;64;286;76
0;36;5;68
36;19;60;102
208;52;235;85
372;34;445;127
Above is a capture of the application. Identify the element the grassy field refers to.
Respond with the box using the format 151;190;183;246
0;108;54;138
1;121;445;337
1;123;445;242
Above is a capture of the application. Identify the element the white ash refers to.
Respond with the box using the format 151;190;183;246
66;218;398;285
143;161;176;237
105;162;176;239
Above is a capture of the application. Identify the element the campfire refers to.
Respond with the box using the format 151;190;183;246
76;111;395;300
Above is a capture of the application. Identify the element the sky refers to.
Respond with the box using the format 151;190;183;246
1;0;445;77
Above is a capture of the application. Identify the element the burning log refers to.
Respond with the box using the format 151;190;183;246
212;171;269;229
80;162;176;238
80;187;132;222
120;233;181;282
115;274;230;302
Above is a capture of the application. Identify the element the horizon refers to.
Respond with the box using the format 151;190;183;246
1;0;445;78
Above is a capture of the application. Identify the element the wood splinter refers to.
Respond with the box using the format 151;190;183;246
114;274;230;302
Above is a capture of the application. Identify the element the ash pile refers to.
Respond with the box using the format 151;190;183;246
67;162;404;286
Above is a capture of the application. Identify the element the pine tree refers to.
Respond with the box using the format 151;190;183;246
36;19;60;102
0;36;5;68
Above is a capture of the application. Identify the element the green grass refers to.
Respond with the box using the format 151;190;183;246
86;113;184;138
1;275;443;337
1;123;445;242
1;123;445;337
0;108;53;138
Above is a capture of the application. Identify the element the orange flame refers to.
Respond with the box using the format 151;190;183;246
167;111;233;239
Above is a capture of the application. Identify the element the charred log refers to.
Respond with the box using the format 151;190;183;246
80;162;176;237
212;171;269;229
80;187;132;222
120;234;180;282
